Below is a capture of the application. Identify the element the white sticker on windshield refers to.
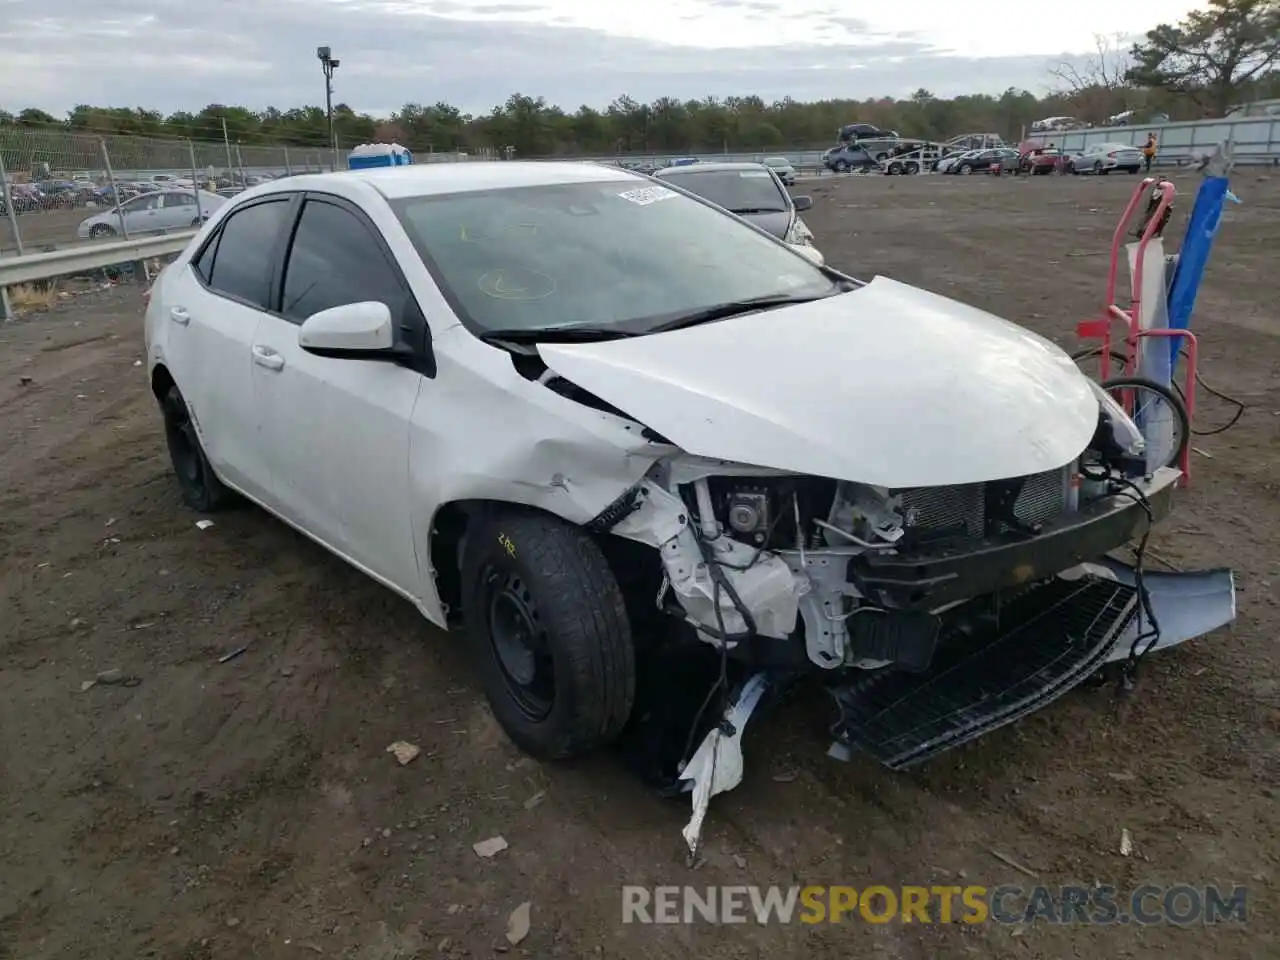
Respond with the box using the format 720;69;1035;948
618;186;678;206
739;170;771;178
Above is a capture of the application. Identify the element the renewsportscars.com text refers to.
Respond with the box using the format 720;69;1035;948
621;884;1248;926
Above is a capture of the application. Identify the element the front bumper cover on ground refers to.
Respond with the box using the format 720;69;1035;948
828;558;1236;770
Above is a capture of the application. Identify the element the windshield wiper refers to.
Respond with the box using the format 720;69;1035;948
730;207;786;214
477;326;636;344
647;292;839;334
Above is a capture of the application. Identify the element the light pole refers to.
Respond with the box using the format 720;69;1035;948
316;46;341;169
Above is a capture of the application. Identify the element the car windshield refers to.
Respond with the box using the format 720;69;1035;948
391;178;837;338
657;169;788;214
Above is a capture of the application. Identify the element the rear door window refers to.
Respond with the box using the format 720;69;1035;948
203;198;292;310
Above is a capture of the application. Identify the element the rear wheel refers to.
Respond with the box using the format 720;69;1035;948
160;385;233;512
904;160;920;174
460;510;636;760
834;160;849;173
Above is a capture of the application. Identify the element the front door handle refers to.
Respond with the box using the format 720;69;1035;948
252;346;285;371
169;306;189;325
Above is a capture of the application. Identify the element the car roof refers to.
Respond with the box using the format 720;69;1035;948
654;161;771;174
250;161;642;201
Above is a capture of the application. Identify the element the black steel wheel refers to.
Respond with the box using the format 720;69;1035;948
460;510;636;760
481;567;556;721
160;385;232;512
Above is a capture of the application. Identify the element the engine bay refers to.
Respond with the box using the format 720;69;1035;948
598;385;1168;678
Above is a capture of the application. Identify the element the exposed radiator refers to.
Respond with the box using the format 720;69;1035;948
896;467;1071;541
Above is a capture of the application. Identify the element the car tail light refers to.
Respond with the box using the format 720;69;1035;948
1108;152;1116;158
143;287;152;308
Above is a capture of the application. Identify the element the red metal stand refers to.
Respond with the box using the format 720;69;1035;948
1075;178;1199;486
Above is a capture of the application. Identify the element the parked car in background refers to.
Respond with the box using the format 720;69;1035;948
761;156;797;185
944;147;1020;175
78;188;226;239
822;143;877;173
1031;116;1082;133
1018;146;1064;176
91;183;146;205
1065;143;1143;175
934;150;978;174
36;181;79;207
653;161;823;264
4;184;43;214
838;122;898;142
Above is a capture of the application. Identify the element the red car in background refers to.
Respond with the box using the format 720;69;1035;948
1017;141;1064;176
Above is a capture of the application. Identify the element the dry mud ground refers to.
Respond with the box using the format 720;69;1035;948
1;172;1278;960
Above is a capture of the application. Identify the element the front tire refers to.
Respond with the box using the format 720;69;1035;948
89;223;116;239
460;510;636;760
959;163;973;175
160;385;233;512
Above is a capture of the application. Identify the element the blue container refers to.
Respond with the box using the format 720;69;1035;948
347;143;414;170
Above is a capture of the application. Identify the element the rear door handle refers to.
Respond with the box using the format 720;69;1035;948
252;346;285;371
169;306;189;325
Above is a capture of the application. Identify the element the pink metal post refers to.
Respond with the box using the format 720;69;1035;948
1076;178;1198;485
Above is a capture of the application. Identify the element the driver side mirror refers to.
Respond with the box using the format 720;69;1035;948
299;301;395;358
792;195;813;212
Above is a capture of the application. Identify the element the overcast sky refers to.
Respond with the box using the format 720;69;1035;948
4;0;1197;117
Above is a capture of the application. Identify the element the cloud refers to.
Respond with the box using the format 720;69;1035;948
0;0;1186;117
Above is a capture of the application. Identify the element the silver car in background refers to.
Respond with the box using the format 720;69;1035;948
761;156;798;185
1067;143;1144;175
653;161;824;264
78;188;227;239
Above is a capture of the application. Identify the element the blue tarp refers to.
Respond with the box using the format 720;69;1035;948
1166;176;1229;372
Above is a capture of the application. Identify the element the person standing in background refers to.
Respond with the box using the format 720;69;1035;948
1143;133;1158;173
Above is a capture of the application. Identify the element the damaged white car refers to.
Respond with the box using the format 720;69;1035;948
145;162;1235;853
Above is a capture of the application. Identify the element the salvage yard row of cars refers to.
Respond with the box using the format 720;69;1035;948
2;171;277;217
142;159;1233;852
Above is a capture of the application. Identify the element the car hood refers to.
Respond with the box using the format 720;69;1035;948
537;276;1100;488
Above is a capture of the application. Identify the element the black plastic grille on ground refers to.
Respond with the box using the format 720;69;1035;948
830;575;1138;770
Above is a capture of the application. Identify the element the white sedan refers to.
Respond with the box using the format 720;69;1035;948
144;162;1231;846
78;188;225;239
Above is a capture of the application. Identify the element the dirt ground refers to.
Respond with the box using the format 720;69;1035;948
1;171;1277;960
1;208;93;253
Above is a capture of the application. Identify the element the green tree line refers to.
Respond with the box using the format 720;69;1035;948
2;0;1276;158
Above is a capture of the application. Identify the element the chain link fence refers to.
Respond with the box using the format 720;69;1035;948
0;124;339;254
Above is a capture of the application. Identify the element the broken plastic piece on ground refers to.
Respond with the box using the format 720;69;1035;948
1093;558;1236;663
386;740;422;765
678;672;769;858
472;835;509;858
505;901;531;945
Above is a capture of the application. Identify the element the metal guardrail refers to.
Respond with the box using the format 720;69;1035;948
0;230;194;287
0;230;195;319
